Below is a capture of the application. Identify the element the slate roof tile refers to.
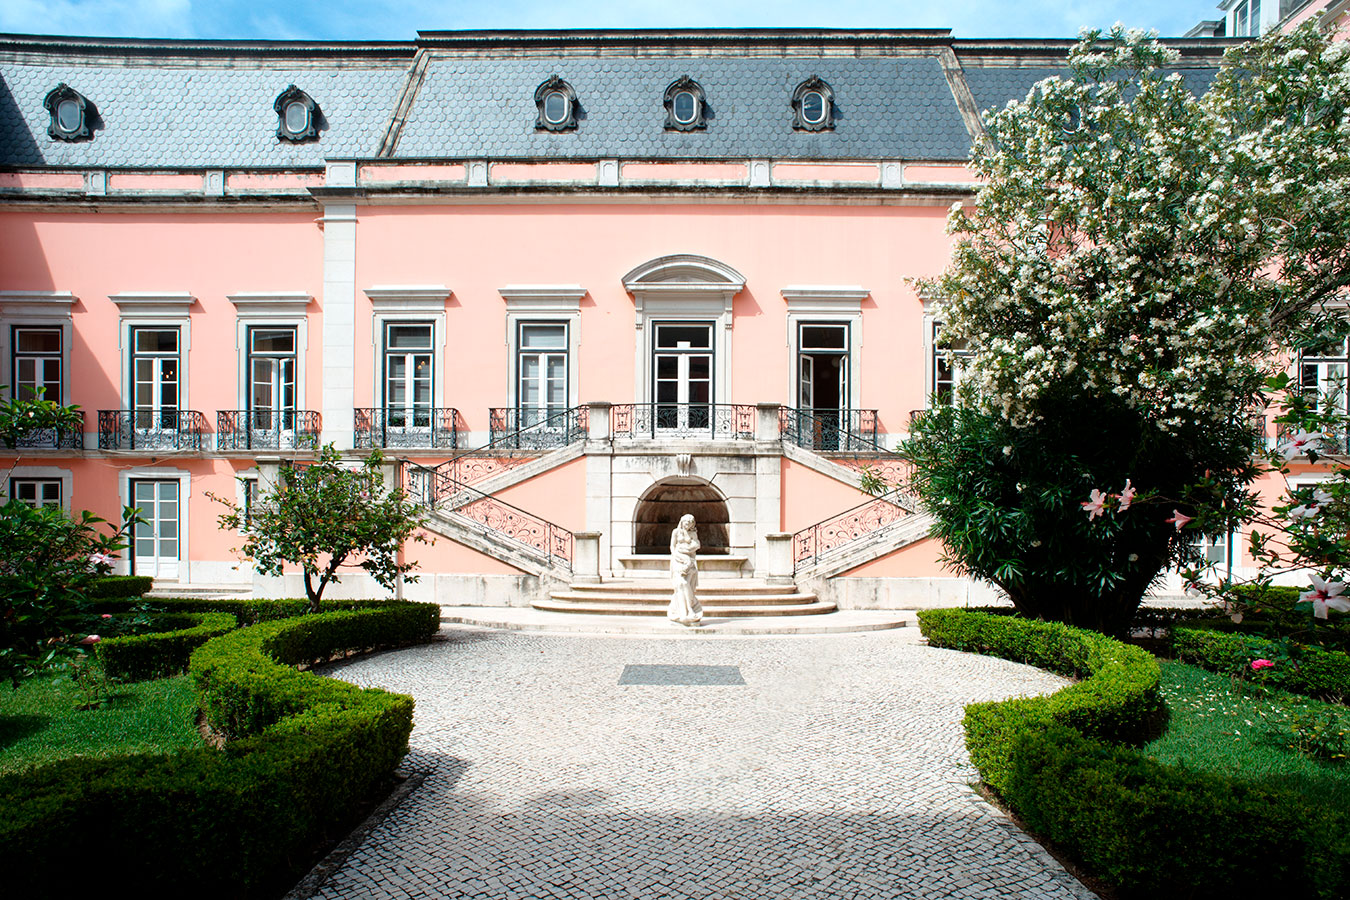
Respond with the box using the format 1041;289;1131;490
0;60;407;168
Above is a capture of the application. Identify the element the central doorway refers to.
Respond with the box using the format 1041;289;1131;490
633;479;730;555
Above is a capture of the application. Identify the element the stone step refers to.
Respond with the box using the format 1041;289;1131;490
145;581;252;599
548;590;820;606
618;554;750;577
533;597;839;617
557;579;799;596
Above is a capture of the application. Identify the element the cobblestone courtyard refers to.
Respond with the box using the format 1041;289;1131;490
315;627;1095;900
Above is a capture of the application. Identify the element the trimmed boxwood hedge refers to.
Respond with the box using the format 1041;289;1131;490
90;595;403;626
0;602;439;897
86;574;153;599
918;608;1350;899
918;608;1167;792
96;611;237;682
1173;624;1350;701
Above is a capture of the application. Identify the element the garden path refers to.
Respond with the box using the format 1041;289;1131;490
314;626;1095;900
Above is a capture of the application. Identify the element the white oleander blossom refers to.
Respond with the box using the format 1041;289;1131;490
920;23;1350;435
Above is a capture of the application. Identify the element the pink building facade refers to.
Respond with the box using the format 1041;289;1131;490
0;29;1253;610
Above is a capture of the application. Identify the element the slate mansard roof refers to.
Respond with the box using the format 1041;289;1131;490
0;30;1237;170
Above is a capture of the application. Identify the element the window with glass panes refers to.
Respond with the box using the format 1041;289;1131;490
932;321;971;405
12;327;62;403
9;478;61;508
248;327;296;426
383;323;433;427
1299;334;1349;450
516;323;568;426
131;327;179;430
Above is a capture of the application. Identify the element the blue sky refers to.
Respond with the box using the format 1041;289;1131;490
0;0;1226;41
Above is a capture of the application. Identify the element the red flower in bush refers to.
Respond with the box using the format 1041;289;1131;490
1251;659;1274;670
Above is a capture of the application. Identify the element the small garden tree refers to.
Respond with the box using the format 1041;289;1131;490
214;445;429;612
908;23;1350;634
0;389;132;684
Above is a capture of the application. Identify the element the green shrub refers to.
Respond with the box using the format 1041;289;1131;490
0;602;439;897
89;595;406;625
918;608;1166;792
96;612;237;682
919;608;1350;898
86;575;153;599
1173;624;1350;701
1004;724;1350;898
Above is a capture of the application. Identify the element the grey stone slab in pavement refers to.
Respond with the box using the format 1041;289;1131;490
311;627;1098;900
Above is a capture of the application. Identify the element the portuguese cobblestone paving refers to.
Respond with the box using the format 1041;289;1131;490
315;627;1095;900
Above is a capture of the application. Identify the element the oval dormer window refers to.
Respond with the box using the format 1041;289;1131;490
284;100;309;135
534;76;578;132
543;90;570;126
56;98;82;133
801;91;826;125
44;84;93;142
673;91;697;124
274;85;320;143
662;76;706;132
791;77;835;132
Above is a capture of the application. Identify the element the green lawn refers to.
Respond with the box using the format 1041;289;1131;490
0;672;205;774
1146;660;1350;808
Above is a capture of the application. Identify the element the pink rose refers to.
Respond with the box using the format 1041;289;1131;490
79;634;101;645
100;613;113;620
1251;659;1274;670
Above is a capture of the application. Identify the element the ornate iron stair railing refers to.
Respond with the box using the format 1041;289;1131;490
793;488;918;572
779;407;881;453
611;402;755;440
487;406;588;450
404;460;573;570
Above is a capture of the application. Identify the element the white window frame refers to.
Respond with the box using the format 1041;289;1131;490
226;293;312;413
110;293;194;415
116;465;191;581
781;286;866;415
363;286;449;418
4;465;72;511
0;291;76;408
500;285;584;412
622;256;745;405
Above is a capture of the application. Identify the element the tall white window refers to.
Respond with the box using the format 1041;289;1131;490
517;323;568;427
248;326;297;429
383;323;434;427
131;327;180;431
13;327;62;403
932;321;971;405
1299;334;1348;450
653;321;714;431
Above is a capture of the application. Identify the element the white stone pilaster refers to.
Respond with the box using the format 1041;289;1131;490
321;204;358;449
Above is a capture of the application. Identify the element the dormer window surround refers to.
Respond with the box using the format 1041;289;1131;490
791;77;835;132
663;77;707;131
44;84;94;142
274;85;319;143
535;75;579;132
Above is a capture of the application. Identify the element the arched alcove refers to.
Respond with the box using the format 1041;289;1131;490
633;478;730;555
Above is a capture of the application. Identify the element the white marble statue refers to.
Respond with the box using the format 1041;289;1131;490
667;514;702;626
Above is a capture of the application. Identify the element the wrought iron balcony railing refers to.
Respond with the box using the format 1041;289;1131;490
405;461;573;569
780;407;881;452
217;409;321;450
487;406;588;450
355;407;458;450
98;410;208;451
793;488;917;571
611;403;755;441
2;409;84;450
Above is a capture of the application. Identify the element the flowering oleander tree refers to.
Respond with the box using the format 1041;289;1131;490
907;23;1350;635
